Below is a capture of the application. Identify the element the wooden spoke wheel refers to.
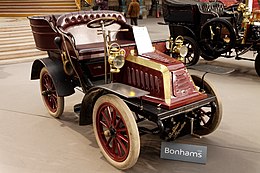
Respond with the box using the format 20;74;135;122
93;94;140;170
183;36;200;66
200;18;236;60
191;75;222;135
40;67;64;118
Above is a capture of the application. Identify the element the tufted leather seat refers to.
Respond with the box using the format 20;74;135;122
56;11;135;59
56;11;125;28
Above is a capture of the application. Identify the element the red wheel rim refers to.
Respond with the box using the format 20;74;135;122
41;72;58;113
96;102;130;162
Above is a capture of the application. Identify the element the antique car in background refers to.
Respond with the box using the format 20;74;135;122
28;10;222;169
162;0;260;76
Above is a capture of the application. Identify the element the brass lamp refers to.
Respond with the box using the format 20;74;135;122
172;36;188;62
108;43;126;73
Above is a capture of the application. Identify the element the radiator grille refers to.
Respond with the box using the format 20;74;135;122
126;67;162;97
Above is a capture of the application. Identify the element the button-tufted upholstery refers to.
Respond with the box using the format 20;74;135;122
56;11;126;30
56;10;135;59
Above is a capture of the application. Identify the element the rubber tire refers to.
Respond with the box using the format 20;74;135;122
255;53;260;77
40;67;64;118
191;75;222;136
200;18;236;60
93;94;140;170
183;36;200;66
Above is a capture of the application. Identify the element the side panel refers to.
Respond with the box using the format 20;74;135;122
31;57;75;97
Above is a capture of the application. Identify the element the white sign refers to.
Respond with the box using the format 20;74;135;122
132;26;154;55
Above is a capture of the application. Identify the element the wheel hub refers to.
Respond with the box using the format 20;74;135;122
104;127;116;137
42;89;53;96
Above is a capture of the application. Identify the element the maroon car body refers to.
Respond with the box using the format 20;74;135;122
29;10;222;169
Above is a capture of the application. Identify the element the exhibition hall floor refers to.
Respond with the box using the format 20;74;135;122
0;17;260;173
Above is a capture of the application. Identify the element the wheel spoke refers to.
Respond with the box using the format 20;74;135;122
115;136;128;155
114;118;122;129
111;108;117;126
49;96;57;110
100;120;109;128
106;136;113;146
106;106;112;120
101;111;111;127
45;76;52;89
43;82;48;90
112;138;117;154
117;127;127;133
116;133;129;143
116;141;122;156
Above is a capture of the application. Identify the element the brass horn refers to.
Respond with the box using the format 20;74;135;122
61;52;74;76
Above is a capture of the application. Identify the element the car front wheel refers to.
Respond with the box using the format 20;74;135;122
191;75;222;136
93;94;140;170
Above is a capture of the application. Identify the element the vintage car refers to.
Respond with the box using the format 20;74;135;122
28;10;222;169
162;0;260;76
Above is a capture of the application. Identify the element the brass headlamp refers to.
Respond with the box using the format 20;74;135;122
108;43;125;73
172;36;188;62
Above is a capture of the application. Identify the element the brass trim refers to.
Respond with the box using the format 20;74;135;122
126;54;172;105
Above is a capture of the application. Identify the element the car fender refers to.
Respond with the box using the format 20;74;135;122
79;87;106;125
79;83;149;125
31;58;75;97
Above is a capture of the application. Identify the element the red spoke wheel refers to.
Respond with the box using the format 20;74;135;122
191;75;222;136
93;94;140;170
40;67;64;118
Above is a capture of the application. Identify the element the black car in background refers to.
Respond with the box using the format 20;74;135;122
162;0;260;76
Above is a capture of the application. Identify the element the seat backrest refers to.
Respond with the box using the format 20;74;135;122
56;11;127;45
198;2;211;13
210;2;224;16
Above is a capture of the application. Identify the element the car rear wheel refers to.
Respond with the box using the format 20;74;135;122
255;53;260;76
40;67;64;118
93;94;140;170
191;75;222;136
